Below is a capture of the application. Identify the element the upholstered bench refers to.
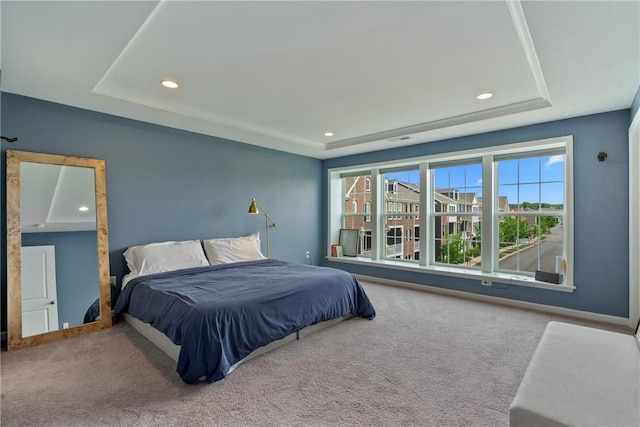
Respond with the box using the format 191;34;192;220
509;321;640;427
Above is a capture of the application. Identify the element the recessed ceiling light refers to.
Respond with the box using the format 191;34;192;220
476;92;494;100
161;79;179;89
324;132;334;137
79;206;89;212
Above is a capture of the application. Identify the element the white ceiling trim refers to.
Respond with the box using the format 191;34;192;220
92;82;327;149
506;0;551;102
92;0;163;95
326;0;551;151
326;97;552;150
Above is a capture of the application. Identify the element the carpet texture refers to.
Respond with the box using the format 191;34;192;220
0;281;630;426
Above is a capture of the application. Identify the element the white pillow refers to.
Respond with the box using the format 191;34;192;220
202;233;266;265
123;240;209;276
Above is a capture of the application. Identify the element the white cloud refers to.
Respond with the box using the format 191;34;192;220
476;178;482;186
545;155;564;167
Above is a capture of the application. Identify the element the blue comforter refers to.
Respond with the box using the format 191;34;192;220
114;259;376;383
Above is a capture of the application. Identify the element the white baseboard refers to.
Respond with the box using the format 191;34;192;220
355;274;632;328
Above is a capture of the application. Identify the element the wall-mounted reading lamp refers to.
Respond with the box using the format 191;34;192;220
248;198;276;257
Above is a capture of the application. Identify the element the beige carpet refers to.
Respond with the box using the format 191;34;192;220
0;281;630;427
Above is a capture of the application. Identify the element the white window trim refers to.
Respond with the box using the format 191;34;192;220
330;255;575;293
327;135;574;292
629;111;640;326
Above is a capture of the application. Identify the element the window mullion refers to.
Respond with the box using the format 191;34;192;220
564;138;574;285
481;154;494;274
370;169;380;261
420;163;429;267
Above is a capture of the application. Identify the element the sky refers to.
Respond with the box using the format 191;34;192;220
385;154;565;206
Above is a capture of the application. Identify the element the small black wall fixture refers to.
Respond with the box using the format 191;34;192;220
597;151;607;162
1;136;18;143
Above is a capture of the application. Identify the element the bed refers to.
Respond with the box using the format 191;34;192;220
113;241;376;383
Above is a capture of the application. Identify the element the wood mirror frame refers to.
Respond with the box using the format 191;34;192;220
6;150;112;350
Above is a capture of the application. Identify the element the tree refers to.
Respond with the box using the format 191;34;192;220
440;233;465;264
499;217;529;246
473;223;482;249
509;202;564;210
530;216;559;238
541;216;558;230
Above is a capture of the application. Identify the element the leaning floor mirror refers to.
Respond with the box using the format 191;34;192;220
6;150;112;350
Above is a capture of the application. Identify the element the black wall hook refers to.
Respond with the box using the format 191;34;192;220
1;136;18;143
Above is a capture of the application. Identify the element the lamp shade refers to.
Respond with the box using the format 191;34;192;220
248;198;259;214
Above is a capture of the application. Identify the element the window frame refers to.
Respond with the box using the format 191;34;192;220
327;136;574;292
494;151;567;279
339;173;373;258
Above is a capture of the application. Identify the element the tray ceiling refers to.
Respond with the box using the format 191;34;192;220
1;1;638;159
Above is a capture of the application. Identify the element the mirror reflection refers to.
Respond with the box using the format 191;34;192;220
20;162;100;337
7;150;111;351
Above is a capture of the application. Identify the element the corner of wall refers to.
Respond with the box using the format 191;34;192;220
631;85;640;121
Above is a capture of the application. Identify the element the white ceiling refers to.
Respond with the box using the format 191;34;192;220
1;1;638;159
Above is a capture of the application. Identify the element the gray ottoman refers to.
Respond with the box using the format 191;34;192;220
509;321;640;427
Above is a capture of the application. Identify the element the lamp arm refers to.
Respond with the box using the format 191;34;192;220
255;200;276;227
265;214;276;228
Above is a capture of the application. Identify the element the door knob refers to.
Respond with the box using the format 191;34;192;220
50;301;55;305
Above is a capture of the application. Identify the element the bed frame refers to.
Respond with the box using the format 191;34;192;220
123;313;350;378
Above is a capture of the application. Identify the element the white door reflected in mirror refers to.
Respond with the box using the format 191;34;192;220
21;245;58;337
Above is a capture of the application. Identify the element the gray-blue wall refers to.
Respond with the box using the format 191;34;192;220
22;231;99;328
1;93;324;332
322;110;631;318
1;91;633;331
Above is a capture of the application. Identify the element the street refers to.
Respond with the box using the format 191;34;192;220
499;225;563;273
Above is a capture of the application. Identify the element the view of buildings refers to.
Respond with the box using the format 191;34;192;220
342;171;562;274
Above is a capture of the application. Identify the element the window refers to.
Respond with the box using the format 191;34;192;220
496;152;565;275
382;168;420;261
433;161;482;268
328;136;573;290
340;173;372;257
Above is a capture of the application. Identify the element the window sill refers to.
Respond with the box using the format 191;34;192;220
326;256;575;293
